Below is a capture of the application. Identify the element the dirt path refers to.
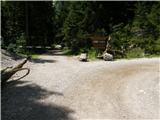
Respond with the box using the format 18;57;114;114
2;51;160;120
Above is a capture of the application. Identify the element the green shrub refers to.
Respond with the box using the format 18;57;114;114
7;43;17;53
88;47;97;60
63;49;75;56
16;47;25;54
126;47;145;58
153;38;160;54
16;34;26;45
7;43;26;55
51;44;55;49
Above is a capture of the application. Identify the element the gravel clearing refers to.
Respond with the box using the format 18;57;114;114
1;50;160;120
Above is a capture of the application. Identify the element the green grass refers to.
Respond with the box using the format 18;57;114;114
64;47;160;61
63;49;75;56
144;54;160;58
88;48;97;60
63;47;102;60
125;48;160;59
126;48;145;59
17;53;40;59
30;54;40;59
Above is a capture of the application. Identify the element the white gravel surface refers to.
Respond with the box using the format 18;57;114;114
2;51;160;120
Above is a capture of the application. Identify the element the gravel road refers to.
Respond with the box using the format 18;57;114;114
2;51;160;120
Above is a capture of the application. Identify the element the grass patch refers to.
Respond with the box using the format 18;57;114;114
88;48;97;60
63;47;160;61
17;48;47;59
125;48;160;59
63;47;101;60
63;49;75;56
144;54;160;58
30;54;40;59
126;48;145;59
17;53;40;59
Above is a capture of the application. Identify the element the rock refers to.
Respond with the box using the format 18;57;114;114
55;45;62;49
79;53;87;62
103;52;113;61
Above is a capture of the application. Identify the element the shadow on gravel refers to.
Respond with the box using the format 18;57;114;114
44;50;67;56
29;58;57;63
2;81;75;120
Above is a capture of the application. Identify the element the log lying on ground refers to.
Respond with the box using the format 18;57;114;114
1;57;30;86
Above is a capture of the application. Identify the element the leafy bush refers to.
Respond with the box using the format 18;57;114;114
16;47;26;54
63;48;76;56
153;38;160;54
88;47;97;60
7;43;17;53
51;44;55;49
126;48;145;58
16;34;26;46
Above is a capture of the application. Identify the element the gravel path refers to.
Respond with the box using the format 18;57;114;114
2;51;160;120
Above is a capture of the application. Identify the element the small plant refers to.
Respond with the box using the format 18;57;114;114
7;43;17;53
63;49;75;56
88;47;97;60
153;38;160;54
126;47;145;58
51;44;55;49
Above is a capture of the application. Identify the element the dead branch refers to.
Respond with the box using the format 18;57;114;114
1;57;30;86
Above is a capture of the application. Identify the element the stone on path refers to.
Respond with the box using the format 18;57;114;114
103;52;113;61
79;53;87;62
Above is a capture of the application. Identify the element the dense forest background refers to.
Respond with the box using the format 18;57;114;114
1;1;160;58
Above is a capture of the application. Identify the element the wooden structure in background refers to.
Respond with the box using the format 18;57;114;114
89;35;110;58
90;36;109;50
89;35;124;58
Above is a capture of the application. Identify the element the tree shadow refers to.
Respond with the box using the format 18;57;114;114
44;50;67;56
2;81;75;120
29;58;57;63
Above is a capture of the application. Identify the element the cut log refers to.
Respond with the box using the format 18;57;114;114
1;57;30;86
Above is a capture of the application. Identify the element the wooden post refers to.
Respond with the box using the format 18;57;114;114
104;35;111;54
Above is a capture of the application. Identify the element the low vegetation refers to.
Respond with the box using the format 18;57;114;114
1;1;160;59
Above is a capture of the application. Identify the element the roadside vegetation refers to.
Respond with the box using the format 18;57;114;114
1;1;160;59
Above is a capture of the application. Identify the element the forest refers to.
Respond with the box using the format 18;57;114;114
1;2;160;120
1;1;160;58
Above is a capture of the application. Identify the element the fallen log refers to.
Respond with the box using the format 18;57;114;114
1;57;30;86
